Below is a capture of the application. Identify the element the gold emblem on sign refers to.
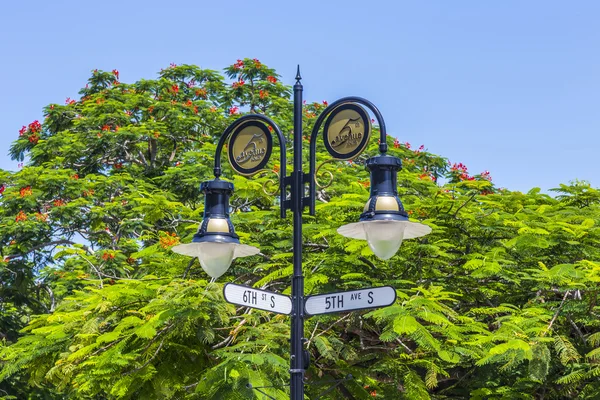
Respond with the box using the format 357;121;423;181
228;121;273;175
234;127;266;166
323;104;371;160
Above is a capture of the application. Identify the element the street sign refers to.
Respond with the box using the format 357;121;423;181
223;283;292;315
304;286;396;316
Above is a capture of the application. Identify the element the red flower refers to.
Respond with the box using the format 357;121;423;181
28;120;42;133
232;80;245;89
15;211;27;222
28;134;40;144
195;88;208;98
185;100;193;107
193;105;199;114
147;106;154;113
50;104;55;110
233;59;244;70
35;212;48;222
404;142;411;149
170;62;177;68
102;125;110;131
53;199;66;207
65;97;76;105
159;232;180;248
253;58;262;68
268;125;273;132
112;69;119;79
266;75;277;83
19;126;27;136
322;100;328;106
170;84;179;94
210;106;217;113
259;90;268;99
71;174;79;180
115;163;123;169
480;170;492;181
0;185;5;195
19;186;32;197
125;110;132;116
393;139;400;148
229;106;239;115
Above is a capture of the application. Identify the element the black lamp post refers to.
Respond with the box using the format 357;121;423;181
173;68;431;399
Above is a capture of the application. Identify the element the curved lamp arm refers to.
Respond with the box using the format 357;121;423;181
212;114;288;218
308;97;388;215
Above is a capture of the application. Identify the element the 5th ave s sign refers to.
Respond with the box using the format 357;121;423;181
304;286;396;316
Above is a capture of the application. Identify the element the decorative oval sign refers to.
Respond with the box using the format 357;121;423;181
323;103;371;160
228;120;273;175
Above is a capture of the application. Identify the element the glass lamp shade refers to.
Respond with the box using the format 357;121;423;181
198;243;235;279
364;220;405;260
338;219;431;259
172;241;259;279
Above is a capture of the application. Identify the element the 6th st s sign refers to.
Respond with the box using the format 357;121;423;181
223;283;292;315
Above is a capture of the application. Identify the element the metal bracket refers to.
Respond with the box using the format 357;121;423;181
282;173;314;213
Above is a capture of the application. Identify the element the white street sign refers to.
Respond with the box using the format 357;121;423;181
304;286;396;316
223;283;292;315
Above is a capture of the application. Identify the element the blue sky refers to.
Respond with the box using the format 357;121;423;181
1;0;598;192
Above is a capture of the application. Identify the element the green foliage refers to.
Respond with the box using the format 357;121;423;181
0;60;599;399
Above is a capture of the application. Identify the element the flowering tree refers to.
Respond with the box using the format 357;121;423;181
0;60;599;399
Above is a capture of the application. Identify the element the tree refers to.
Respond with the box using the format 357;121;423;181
0;59;599;399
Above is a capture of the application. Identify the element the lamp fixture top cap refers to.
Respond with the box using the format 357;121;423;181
201;179;234;192
366;155;402;169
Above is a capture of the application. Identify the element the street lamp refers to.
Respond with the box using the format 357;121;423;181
170;179;260;278
337;155;432;259
173;67;431;399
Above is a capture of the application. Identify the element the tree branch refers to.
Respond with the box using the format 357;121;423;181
543;290;571;336
182;258;197;279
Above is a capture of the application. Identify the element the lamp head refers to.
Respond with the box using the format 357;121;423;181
337;155;431;259
172;179;259;278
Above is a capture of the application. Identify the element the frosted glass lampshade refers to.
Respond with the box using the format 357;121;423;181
172;242;259;279
338;220;431;259
197;242;235;278
364;220;405;260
